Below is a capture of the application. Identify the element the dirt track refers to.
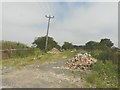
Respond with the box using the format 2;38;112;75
2;59;85;88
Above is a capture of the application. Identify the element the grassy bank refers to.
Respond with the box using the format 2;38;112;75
2;50;79;69
84;60;118;88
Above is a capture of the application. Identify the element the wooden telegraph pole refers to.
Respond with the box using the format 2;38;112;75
45;15;54;52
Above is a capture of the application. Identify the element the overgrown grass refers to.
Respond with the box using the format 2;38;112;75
59;50;79;58
11;49;35;58
85;60;118;88
2;49;119;88
2;50;79;69
2;56;35;69
1;40;29;50
90;49;119;64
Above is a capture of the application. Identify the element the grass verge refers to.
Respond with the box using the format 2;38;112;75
2;50;79;69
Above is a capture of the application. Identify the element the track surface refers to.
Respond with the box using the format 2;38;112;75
2;59;85;88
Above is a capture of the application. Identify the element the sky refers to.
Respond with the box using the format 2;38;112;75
1;2;118;47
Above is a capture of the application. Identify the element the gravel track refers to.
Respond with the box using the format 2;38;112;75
2;59;84;88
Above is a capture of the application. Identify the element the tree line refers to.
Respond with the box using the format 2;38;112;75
32;36;118;51
1;36;118;51
32;36;119;64
1;36;119;63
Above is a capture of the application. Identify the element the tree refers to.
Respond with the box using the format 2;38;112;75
85;39;114;50
62;42;74;50
85;41;99;50
32;36;60;51
100;38;114;48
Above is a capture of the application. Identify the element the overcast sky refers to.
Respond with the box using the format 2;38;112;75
2;2;118;47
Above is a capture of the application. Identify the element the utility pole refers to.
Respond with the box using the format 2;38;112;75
45;15;54;52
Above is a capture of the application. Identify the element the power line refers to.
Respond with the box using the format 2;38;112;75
45;15;54;52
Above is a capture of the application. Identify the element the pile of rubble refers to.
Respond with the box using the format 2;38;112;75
65;52;97;70
48;48;60;55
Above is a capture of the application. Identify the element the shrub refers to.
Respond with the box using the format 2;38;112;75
86;61;118;88
90;49;119;64
1;40;29;50
11;49;34;58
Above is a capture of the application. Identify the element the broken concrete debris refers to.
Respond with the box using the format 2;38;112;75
65;52;97;70
48;48;60;54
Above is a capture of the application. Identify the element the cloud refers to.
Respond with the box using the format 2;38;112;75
2;2;118;47
50;2;118;46
2;2;53;45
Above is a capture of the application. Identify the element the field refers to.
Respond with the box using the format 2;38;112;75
1;49;119;88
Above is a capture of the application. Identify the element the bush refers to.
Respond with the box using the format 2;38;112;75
33;48;44;57
11;49;34;58
32;36;60;51
86;61;118;88
62;42;74;50
90;49;119;64
90;50;102;59
1;40;29;50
